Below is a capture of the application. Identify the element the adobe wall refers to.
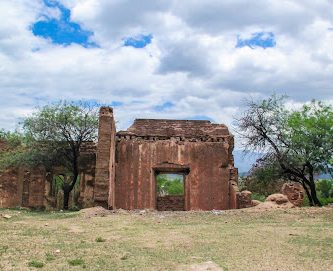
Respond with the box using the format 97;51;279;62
114;119;238;210
1;107;239;211
93;107;116;208
0;140;97;209
0;167;45;209
0;169;21;208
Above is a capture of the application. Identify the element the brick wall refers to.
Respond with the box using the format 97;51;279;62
156;195;185;211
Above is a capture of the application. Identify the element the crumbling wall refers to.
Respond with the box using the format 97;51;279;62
21;167;46;208
281;182;304;207
78;142;97;208
0;140;98;210
114;118;238;211
0;169;21;208
94;107;116;208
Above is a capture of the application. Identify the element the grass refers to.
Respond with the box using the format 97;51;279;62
28;260;44;268
68;258;85;267
0;207;332;270
95;236;106;243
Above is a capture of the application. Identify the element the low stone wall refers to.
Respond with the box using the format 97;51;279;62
156;195;185;211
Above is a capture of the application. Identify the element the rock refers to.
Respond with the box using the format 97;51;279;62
238;190;253;208
211;210;224;215
55;249;60;253
139;210;146;215
2;214;12;219
281;182;304;207
251;200;261;206
266;194;289;204
254;193;295;210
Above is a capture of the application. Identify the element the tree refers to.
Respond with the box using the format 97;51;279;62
246;154;285;196
236;95;333;206
157;174;184;196
0;102;99;210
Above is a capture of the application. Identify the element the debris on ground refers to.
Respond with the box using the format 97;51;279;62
254;193;295;210
79;206;111;218
177;261;224;271
211;210;224;215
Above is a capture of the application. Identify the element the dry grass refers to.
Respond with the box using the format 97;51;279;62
0;207;332;271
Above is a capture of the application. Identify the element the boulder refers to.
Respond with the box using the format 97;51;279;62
281;182;304;207
254;193;295;210
238;190;253;208
266;193;289;204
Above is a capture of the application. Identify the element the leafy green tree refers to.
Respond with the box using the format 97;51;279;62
236;95;333;206
157;174;184;196
246;154;285;196
0;102;99;210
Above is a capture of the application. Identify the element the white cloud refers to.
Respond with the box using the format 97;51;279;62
0;0;332;148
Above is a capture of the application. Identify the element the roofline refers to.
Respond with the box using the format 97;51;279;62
133;118;212;123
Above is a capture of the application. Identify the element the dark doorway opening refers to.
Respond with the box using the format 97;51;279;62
156;173;185;211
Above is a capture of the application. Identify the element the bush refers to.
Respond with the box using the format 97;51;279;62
251;193;266;202
68;258;85;267
303;195;333;206
28;260;44;268
95;237;106;243
319;197;333;206
316;179;333;198
241;176;284;197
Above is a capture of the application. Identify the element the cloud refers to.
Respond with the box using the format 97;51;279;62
0;0;332;149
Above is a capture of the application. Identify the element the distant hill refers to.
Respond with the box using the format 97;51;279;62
233;150;331;179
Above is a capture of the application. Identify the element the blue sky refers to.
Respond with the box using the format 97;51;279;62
32;0;97;47
236;32;276;49
1;0;333;172
123;34;153;48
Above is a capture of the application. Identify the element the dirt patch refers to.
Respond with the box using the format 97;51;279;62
177;261;223;271
79;206;111;218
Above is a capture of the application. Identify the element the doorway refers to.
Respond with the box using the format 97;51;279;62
156;173;185;211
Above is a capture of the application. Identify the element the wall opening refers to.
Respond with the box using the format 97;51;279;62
156;173;185;211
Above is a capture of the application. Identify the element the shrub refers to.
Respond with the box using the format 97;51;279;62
251;193;266;202
316;179;333;198
95;237;106;243
45;253;55;261
28;260;44;268
68;258;85;266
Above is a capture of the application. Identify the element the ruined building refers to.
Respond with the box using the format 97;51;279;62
0;107;239;211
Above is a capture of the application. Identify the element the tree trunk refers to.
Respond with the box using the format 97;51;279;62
63;183;71;210
62;172;79;210
308;181;322;207
301;181;314;206
308;167;322;207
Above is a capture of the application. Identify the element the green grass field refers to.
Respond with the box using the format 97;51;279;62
0;207;332;271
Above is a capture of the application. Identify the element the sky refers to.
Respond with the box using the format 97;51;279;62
1;0;333;170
